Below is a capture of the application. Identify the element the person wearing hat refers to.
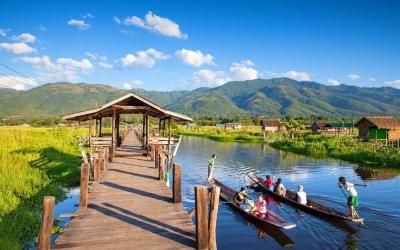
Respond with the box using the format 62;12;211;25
296;185;307;205
234;187;248;205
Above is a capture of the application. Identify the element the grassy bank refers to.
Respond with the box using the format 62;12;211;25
174;126;265;143
0;127;84;249
270;134;400;168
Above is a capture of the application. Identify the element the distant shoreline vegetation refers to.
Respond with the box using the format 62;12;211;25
175;126;400;168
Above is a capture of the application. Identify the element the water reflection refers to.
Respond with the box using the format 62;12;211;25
176;136;400;250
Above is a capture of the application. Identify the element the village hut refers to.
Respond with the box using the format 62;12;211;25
311;121;329;133
311;121;353;136
225;123;242;129
261;119;280;133
355;116;400;141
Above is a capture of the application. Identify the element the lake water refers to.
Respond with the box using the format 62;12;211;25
175;136;400;250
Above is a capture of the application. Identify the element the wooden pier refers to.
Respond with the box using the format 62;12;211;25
54;131;196;249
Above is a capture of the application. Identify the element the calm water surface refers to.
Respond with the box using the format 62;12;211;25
175;136;400;250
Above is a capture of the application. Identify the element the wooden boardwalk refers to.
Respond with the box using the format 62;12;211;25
54;132;196;249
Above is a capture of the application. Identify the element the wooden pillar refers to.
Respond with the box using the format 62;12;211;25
93;159;100;182
98;118;102;137
195;186;209;250
79;163;89;208
163;119;166;137
38;196;55;250
99;149;104;171
146;113;150;151
106;147;110;167
159;118;162;136
173;163;182;203
209;186;221;250
88;117;93;136
116;114;120;147
159;153;165;181
154;147;159;168
142;114;146;148
112;109;116;159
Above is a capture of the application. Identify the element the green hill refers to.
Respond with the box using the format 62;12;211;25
1;78;400;118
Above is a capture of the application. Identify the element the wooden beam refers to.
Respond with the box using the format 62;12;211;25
209;186;221;250
173;163;182;203
93;159;100;182
112;105;151;110
79;163;89;208
195;186;209;250
38;196;55;250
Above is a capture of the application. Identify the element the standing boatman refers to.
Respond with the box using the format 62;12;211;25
208;154;217;181
338;176;367;219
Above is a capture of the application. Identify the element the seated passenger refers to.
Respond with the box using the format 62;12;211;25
234;187;248;205
254;195;268;218
296;185;307;205
263;175;274;191
274;178;286;197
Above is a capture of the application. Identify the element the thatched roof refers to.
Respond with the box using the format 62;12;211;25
63;92;192;122
261;119;280;127
355;116;400;129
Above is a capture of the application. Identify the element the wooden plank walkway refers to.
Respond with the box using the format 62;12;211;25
55;132;196;249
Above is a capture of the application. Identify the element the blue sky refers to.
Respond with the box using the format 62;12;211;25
0;0;399;91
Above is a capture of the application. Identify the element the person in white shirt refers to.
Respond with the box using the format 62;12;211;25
296;185;307;205
338;176;367;219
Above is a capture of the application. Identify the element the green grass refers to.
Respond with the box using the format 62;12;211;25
270;134;400;168
174;126;265;143
0;127;85;249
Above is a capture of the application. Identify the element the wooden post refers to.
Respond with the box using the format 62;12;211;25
146;113;150;152
38;196;55;250
112;109;116;159
99;149;105;171
99;118;102;137
209;186;220;250
159;153;165;181
159;118;162;136
173;163;182;203
154;147;159;168
116;114;120;147
104;148;108;170
93;159;100;182
163;119;166;137
195;186;209;250
79;163;89;208
88;117;93;137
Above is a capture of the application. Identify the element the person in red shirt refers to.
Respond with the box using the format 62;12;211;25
263;175;274;191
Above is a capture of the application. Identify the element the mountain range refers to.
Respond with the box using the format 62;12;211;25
1;78;400;118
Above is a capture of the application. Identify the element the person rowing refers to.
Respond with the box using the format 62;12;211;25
207;154;217;181
234;187;248;205
338;176;367;219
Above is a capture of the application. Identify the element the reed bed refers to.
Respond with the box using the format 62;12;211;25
0;127;85;249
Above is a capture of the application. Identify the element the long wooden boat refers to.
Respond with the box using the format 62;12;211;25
209;178;296;230
248;173;364;224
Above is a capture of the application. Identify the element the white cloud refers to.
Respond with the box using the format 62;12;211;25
348;74;360;81
119;11;188;39
67;19;90;30
0;28;8;36
267;70;311;81
19;55;93;82
81;13;94;19
328;78;341;86
12;33;36;43
368;76;376;81
0;76;38;90
99;62;113;69
114;17;121;24
133;80;142;85
85;52;107;62
121;48;169;68
39;25;47;31
229;60;259;81
0;42;35;54
176;49;214;67
189;69;231;87
57;58;93;71
384;80;400;89
123;82;132;90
